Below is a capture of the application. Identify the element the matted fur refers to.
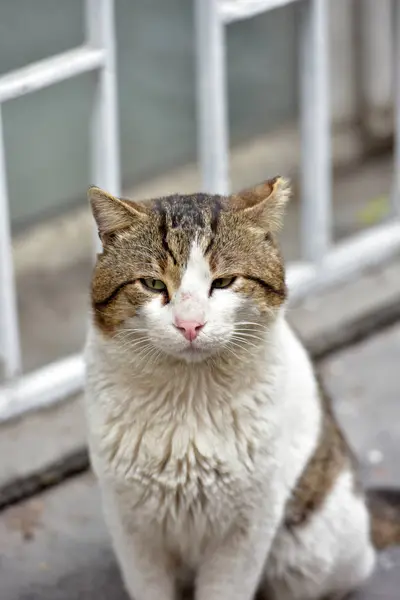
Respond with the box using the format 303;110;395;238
84;178;398;600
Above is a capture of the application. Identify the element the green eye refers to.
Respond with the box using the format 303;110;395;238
212;277;236;290
141;278;167;292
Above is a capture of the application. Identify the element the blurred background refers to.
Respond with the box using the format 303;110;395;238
1;0;396;376
1;3;400;598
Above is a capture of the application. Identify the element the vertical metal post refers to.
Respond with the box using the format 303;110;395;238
392;0;400;216
86;0;121;250
195;0;230;194
299;0;332;262
0;106;21;379
358;0;393;141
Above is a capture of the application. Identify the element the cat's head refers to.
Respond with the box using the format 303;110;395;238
89;177;290;363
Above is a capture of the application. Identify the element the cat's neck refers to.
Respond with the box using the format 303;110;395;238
87;313;288;403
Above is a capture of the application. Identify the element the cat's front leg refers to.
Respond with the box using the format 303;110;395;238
196;513;280;600
102;491;176;600
113;530;176;600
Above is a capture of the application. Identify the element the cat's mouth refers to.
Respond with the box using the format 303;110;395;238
181;343;207;355
176;342;212;362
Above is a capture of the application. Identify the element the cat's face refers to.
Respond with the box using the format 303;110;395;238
89;178;289;363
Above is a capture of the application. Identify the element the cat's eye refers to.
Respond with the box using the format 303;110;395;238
212;277;236;290
141;278;167;292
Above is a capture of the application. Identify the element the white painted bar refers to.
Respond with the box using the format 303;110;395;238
195;0;230;194
86;0;121;253
0;354;84;424
0;47;105;104
288;220;400;302
86;0;120;197
359;0;393;139
392;0;400;215
0;106;21;379
0;1;119;414
299;0;332;262
219;0;301;23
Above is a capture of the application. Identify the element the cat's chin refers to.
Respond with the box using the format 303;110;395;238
173;345;215;364
154;342;218;364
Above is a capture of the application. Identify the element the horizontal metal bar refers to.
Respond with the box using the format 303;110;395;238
219;0;301;23
0;354;84;423
288;220;400;303
1;221;400;424
0;46;105;103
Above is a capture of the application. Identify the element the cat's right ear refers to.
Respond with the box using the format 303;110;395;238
88;186;148;244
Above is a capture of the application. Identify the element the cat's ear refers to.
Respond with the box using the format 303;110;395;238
88;186;148;243
230;176;291;232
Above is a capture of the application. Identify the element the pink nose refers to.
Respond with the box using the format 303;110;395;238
174;317;205;342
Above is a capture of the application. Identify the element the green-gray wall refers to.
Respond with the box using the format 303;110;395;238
0;0;297;227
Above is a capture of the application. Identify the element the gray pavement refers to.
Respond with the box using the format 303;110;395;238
1;322;400;599
320;323;400;489
0;475;127;600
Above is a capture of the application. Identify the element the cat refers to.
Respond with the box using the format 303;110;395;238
84;177;400;600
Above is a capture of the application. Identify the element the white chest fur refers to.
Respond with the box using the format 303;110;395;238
84;318;320;566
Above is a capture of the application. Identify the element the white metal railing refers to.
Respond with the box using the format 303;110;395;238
0;0;400;425
195;0;332;262
0;0;120;422
195;0;400;295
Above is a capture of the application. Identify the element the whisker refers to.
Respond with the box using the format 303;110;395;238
233;331;265;342
236;326;267;334
124;344;158;367
228;339;259;354
221;338;258;361
222;346;242;362
230;338;259;351
115;337;150;353
235;321;266;328
114;329;148;339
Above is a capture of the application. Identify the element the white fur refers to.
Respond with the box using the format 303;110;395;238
142;242;259;363
266;468;375;600
84;244;375;600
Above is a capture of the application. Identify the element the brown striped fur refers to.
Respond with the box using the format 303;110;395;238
89;177;289;334
285;374;400;551
284;378;355;529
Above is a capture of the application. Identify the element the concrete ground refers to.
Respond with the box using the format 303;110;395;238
1;322;400;599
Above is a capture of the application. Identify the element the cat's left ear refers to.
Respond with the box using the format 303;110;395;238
230;176;291;232
88;186;148;244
